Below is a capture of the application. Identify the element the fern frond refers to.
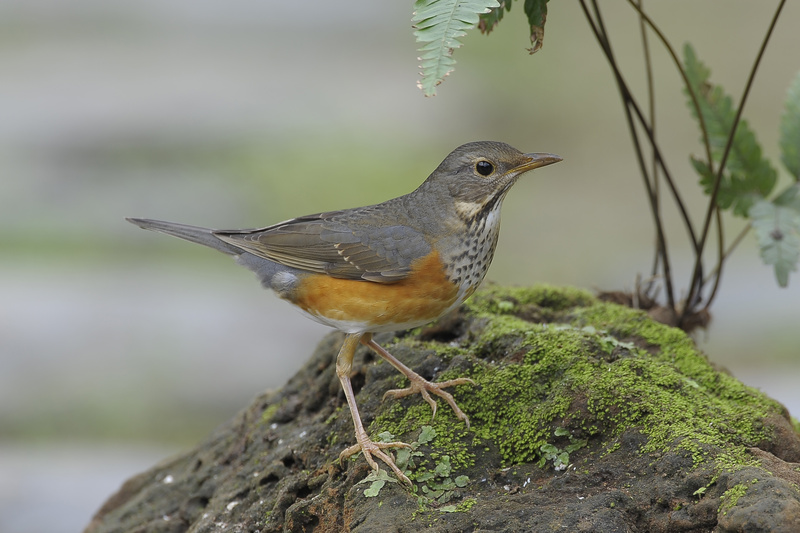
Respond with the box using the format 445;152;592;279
683;44;777;217
413;0;500;96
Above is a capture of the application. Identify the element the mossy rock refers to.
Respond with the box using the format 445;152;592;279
85;285;800;533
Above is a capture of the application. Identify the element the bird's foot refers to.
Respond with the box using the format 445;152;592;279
339;433;413;487
383;375;476;428
363;336;476;427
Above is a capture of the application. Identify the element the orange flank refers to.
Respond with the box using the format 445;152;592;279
292;250;459;329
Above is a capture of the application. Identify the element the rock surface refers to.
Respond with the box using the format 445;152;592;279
85;285;800;532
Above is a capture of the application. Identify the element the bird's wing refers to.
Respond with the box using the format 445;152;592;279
213;209;431;283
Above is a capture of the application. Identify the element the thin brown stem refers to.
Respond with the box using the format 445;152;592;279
581;1;699;255
702;207;725;311
625;0;713;171
637;0;657;194
637;0;661;284
582;0;678;312
702;224;752;289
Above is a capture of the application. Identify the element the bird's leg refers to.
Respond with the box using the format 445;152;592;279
336;333;412;486
361;333;475;428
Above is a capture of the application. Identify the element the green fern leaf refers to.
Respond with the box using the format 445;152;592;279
750;194;800;287
780;71;800;180
413;0;500;97
683;44;778;217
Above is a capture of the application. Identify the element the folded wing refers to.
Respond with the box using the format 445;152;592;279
213;209;431;283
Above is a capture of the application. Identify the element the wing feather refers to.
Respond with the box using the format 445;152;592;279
213;207;431;283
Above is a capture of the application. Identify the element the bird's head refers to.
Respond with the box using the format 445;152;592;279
423;141;562;221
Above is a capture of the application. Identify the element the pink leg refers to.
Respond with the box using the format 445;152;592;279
336;333;412;485
362;334;475;428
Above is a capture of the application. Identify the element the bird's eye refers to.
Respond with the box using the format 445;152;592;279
475;160;494;176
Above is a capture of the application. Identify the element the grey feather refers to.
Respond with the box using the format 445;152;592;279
126;218;243;256
212;206;432;283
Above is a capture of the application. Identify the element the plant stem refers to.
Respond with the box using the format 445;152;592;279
637;0;662;283
701;207;725;311
702;224;752;291
582;0;700;255
625;0;714;170
581;0;680;313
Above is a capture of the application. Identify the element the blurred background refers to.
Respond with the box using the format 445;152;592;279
1;1;798;531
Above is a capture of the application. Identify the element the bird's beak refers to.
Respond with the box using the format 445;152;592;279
514;152;563;174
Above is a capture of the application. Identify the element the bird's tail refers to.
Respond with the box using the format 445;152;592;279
126;218;243;256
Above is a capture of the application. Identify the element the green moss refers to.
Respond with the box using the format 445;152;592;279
371;285;784;483
260;403;279;425
718;483;748;515
373;402;473;473
456;497;477;511
468;284;595;313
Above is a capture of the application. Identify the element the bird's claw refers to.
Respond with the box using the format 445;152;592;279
340;439;413;487
383;376;475;428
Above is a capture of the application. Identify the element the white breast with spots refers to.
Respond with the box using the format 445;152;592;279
443;202;503;302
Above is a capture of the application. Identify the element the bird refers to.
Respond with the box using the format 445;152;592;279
127;141;561;485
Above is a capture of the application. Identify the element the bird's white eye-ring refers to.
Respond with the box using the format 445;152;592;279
475;160;494;176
